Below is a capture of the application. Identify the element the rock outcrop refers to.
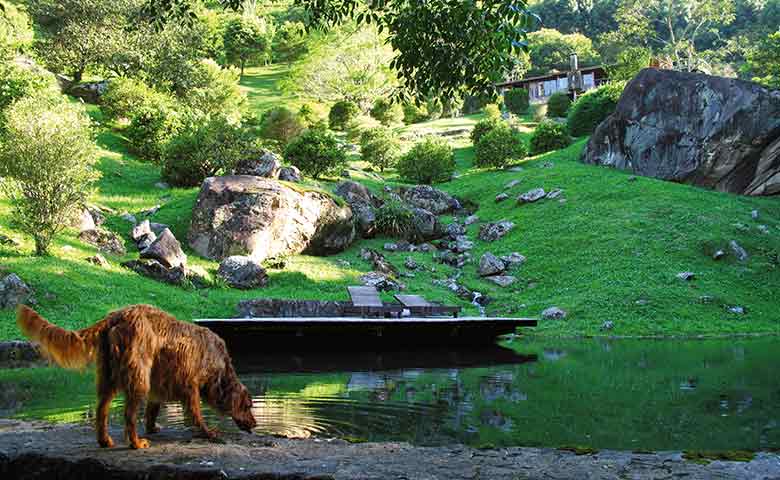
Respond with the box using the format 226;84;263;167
581;68;780;195
400;185;461;215
189;176;355;261
217;256;269;289
233;150;281;178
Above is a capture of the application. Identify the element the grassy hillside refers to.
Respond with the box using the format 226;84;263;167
0;66;778;340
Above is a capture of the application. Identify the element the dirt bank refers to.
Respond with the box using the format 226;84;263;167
0;419;778;479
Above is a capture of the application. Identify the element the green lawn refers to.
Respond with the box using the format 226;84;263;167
240;64;305;114
0;66;778;340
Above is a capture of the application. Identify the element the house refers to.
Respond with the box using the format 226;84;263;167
496;65;609;104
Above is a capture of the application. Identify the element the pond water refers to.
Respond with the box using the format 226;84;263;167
2;337;778;451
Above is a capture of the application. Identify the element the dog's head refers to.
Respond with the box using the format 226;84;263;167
229;382;256;433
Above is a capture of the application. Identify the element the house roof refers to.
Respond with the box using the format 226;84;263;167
496;65;607;88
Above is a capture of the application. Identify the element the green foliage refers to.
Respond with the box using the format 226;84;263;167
396;136;455;184
359;127;400;172
402;102;428;124
529;120;572;155
526;28;602;76
223;14;274;76
504;88;529;115
162;117;263;187
462;94;491;115
125;99;183;162
0;94;98;255
0;0;34;59
567;81;626;137
546;92;572;118
272;20;307;64
283;128;347;179
0;62;57;116
258;106;304;146
100;77;171;122
608;46;652;82
483;104;502;121
297;103;317;126
470;117;501;146
370;98;403;126
374;199;414;238
180;58;246;121
328;100;359;131
474;124;527;169
744;31;780;88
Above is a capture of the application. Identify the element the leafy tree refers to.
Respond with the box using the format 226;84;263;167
360;127;400;171
272;20;308;65
258;106;305;146
546;92;572;118
744;31;780;88
0;94;99;255
607;0;735;72
181;58;246;121
607;46;652;81
223;14;274;77
328;100;360;130
370;98;403;126
284;128;347;179
0;0;34;59
526;28;601;76
504;88;530;115
529;0;620;40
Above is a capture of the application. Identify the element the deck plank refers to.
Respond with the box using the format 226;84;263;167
394;295;432;307
347;286;383;307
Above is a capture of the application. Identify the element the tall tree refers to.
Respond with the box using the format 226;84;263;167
223;14;274;77
526;28;601;76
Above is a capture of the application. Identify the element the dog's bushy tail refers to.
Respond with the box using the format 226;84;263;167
16;305;105;370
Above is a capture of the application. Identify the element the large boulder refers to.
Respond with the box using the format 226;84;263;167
78;228;126;255
140;228;187;268
400;185;460;215
189;176;355;261
233;150;281;178
334;181;380;237
66;80;108;104
581;68;780;195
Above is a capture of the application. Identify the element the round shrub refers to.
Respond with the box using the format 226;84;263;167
546;92;571;118
529;121;572;155
0;93;98;255
328;100;359;130
503;88;529;115
360;127;400;172
258;106;305;146
375;199;414;238
181;59;245;121
0;62;57;114
470;117;500;146
370;98;403;126
396;136;455;184
101;77;171;122
125;100;183;162
483;103;502;120
402;102;428;124
283;128;347;179
162;117;264;187
567;81;626;137
474;124;527;169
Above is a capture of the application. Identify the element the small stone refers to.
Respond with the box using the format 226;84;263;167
601;320;614;331
121;259;187;285
120;212;137;224
337;259;351;268
486;275;516;287
478;221;515;242
451;236;474;253
504;179;521;190
712;250;725;260
85;254;109;268
137;233;156;251
698;295;715;304
541;162;554;168
677;271;695;281
729;240;748;262
500;252;527;268
0;274;32;309
751;210;759;220
757;224;770;234
635;299;650;306
340;170;351;178
234;149;281;178
217;256;269;290
464;215;479;226
141;204;161;217
507;166;524;172
404;257;419;270
478;253;506;277
149;223;169;235
383;243;399;252
77;209;96;233
140;229;187;269
360;272;403;291
131;220;153;242
733;223;750;232
727;305;746;315
545;188;563;199
417;243;434;253
154;181;170;190
495;193;510;203
628;176;637;182
79;228;126;255
278;166;302;183
445;222;465;239
517;188;546;204
542;307;567;320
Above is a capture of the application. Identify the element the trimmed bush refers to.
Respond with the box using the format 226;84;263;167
125;100;183;162
360;126;400;172
258;106;305;146
402;102;428;124
483;103;502;120
470;117;500;146
101;77;171;122
328;100;359;130
396;136;455;184
529;120;572;155
284;128;347;179
375;199;414;238
162;117;264;187
474;124;527;169
0;94;98;255
546;92;571;118
567;81;626;137
181;58;246;121
504;88;529;115
370;98;403;126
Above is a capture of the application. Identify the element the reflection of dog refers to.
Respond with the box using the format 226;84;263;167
17;304;256;449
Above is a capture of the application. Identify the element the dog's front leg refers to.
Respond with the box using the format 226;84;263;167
184;387;219;440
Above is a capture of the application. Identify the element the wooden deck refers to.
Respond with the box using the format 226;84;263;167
195;316;537;349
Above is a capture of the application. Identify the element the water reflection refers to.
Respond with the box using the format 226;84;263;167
3;338;779;451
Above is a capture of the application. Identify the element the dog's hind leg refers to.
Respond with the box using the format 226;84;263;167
96;389;117;448
122;363;153;449
144;401;162;434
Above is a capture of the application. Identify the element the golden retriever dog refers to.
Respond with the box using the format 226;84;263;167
17;304;256;449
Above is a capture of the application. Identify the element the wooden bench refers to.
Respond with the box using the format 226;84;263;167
344;286;404;318
394;294;461;318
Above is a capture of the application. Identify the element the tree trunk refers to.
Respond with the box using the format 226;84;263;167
240;59;245;78
34;236;49;256
73;70;83;83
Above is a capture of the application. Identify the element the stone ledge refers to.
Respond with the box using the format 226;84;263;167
0;420;777;479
